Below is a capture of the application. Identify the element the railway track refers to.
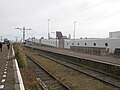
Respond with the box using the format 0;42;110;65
26;56;70;90
35;53;120;88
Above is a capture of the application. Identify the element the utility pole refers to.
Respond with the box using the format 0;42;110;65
15;27;32;43
48;19;50;39
23;27;25;42
73;21;77;46
55;31;57;47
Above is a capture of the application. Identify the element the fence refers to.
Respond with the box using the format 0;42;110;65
70;46;107;55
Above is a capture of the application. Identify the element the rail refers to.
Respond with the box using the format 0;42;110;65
26;56;70;90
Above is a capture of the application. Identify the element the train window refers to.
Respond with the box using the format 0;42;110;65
78;43;79;45
105;43;108;46
94;43;96;46
85;43;87;46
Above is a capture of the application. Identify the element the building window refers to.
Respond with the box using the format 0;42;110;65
67;43;69;45
72;43;74;45
85;43;87;46
94;43;96;46
105;43;108;46
78;43;79;45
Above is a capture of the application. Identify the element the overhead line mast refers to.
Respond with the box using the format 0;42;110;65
15;27;32;43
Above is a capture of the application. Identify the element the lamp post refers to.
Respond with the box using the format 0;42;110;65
73;21;77;46
15;27;32;43
48;19;50;39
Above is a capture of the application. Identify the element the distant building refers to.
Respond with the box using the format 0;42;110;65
109;31;120;38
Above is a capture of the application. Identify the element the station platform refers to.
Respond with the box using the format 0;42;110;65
0;45;14;90
27;45;120;66
0;44;24;90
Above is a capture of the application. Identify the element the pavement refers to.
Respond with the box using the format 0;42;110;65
27;45;120;66
0;44;14;90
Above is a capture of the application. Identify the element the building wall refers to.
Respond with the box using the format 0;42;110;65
59;39;64;48
64;38;120;53
64;39;109;49
27;38;120;54
41;39;59;47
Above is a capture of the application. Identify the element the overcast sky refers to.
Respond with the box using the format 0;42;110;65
1;0;120;41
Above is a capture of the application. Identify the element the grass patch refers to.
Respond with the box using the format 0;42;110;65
13;44;26;68
20;68;39;90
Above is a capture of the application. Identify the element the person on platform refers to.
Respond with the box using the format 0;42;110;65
7;42;10;50
0;42;3;52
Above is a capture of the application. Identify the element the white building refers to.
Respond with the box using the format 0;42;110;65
64;38;120;54
27;31;120;54
109;31;120;38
